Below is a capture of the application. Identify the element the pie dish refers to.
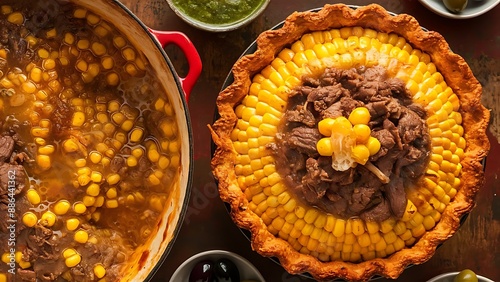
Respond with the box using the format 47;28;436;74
210;4;489;281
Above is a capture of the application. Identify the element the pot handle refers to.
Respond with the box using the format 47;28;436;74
149;29;202;101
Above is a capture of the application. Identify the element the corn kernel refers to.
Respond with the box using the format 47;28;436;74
125;63;138;76
65;253;81;268
22;212;38;227
348;107;370;125
82;195;96;207
88;151;102;164
66;218;80;231
353;124;371;144
73;7;87;18
54;200;71;215
94;196;105;207
147;148;160;162
91;42;106;56
90;171;103;183
86;183;100;197
128;127;144;142
105;199;119;208
124;155;137;167
74;230;89;243
76;174;90;186
94;264;106;279
318;118;335;136
106;187;117;199
316;137;333;156
27;189;41;205
148;173;161;186
73;202;87;214
122;47;136;61
351;145;370;165
36;155;51;170
1;253;9;264
101;56;114;70
1;5;12;14
113;36;126;48
38;145;55;155
7;12;23;25
106;72;119;86
41;211;56;227
86;13;101;25
86;63;100;77
70;111;85;127
106;173;120;185
119;119;133;132
76;39;90;50
21;80;36;93
63;139;79;153
93;24;109;37
31;127;50;138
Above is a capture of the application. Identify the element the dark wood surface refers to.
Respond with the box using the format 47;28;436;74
118;0;499;281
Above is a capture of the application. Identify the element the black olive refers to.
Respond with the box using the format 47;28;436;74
189;260;214;282
214;258;240;282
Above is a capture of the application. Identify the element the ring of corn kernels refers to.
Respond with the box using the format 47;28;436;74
230;27;465;263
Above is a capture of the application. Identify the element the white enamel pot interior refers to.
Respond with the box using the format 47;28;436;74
69;0;201;281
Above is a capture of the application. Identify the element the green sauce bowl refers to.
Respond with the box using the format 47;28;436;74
166;0;270;32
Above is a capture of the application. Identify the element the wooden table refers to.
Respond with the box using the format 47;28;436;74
118;0;499;281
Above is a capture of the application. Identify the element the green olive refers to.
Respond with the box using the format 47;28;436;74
443;0;468;13
453;269;478;282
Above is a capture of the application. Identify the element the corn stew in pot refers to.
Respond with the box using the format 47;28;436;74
0;1;182;281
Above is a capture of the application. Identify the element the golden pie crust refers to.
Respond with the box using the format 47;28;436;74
210;4;489;281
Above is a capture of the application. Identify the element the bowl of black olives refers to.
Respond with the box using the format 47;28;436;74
418;0;500;19
169;250;265;282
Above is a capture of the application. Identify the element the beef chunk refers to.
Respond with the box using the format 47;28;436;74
285;105;316;127
17;269;36;281
348;186;379;214
324;191;348;215
385;78;408;98
385;176;407;218
49;96;74;137
0;135;14;162
0;162;27;196
307;85;346;112
354;82;378;102
284;127;322;155
366;100;389;122
398;109;427;144
370;129;395;160
360;198;392;222
363;65;387;81
110;155;126;174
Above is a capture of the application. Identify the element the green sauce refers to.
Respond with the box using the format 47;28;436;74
172;0;265;25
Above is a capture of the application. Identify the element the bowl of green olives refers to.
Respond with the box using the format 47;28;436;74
427;269;494;282
418;0;500;19
169;250;265;282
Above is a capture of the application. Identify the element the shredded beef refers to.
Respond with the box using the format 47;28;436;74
285;105;316;127
271;66;431;221
0;135;14;162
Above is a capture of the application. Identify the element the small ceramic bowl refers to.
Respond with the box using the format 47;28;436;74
427;272;495;282
169;250;265;282
165;0;270;32
418;0;500;19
